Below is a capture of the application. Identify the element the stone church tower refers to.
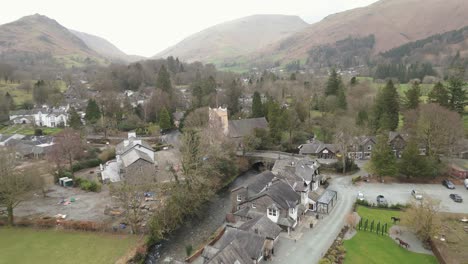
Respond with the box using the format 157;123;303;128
209;107;229;135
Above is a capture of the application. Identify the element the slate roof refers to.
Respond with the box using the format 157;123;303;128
121;149;154;167
232;170;275;196
239;216;282;240
228;117;268;138
317;189;338;205
207;239;253;264
299;139;338;155
115;137;153;155
248;180;300;210
213;226;265;261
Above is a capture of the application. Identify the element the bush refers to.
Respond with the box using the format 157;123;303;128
98;148;116;162
352;175;362;184
356;199;370;207
389;203;408;210
318;258;332;264
72;159;102;172
76;178;101;192
335;156;359;173
34;128;43;136
185;244;193;257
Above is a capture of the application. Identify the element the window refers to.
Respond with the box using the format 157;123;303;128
236;195;242;202
367;145;372;151
252;203;256;208
291;208;295;214
268;208;277;216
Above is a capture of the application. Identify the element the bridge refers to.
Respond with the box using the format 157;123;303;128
236;150;305;167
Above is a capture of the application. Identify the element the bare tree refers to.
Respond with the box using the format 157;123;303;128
334;116;358;174
402;197;442;244
48;129;83;176
0;149;41;225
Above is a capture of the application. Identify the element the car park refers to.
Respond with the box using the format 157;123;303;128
442;179;455;189
411;189;423;200
450;194;463;203
376;195;387;206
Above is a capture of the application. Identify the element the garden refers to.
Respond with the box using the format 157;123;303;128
0;227;140;264
342;206;438;264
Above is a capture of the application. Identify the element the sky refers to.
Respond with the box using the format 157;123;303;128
1;0;379;57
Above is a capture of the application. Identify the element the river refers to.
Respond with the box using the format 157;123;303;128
145;169;259;263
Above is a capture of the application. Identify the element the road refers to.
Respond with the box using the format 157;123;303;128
272;162;468;264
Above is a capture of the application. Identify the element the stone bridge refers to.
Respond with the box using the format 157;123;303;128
236;150;304;168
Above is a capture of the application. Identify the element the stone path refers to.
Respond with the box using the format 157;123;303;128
389;225;434;255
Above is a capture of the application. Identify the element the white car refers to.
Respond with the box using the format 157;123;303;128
411;189;423;200
464;179;468;189
357;192;365;201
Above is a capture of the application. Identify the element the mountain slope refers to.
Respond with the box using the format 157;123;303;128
70;29;145;63
153;14;308;64
259;0;468;64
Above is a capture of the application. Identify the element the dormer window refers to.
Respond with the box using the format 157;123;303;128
268;208;277;216
367;145;372;151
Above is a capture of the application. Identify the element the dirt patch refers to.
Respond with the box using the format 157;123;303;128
432;213;468;264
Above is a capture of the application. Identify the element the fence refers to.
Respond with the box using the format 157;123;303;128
358;218;388;235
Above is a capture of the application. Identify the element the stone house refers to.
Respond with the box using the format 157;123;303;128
348;136;376;160
298;139;338;159
9;106;69;127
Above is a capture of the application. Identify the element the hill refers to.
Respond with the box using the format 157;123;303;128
255;0;468;67
70;29;145;63
0;14;103;67
153;14;308;66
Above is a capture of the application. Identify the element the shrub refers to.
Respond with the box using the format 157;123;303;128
185;244;193;257
98;148;116;162
356;199;370;207
75;178;101;192
389;203;408;210
351;175;362;184
318;258;332;264
34;128;43;136
72;159;102;172
327;255;336;263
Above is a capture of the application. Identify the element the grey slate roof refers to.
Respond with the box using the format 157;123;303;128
248;180;300;210
121;149;153;167
232;170;275;196
214;226;265;261
299;139;338;155
207;239;253;264
317;189;338;205
228;117;268;138
115;137;153;155
239;216;282;240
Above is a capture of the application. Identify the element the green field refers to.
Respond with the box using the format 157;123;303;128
344;206;438;264
0;80;67;107
0;227;140;264
0;125;63;135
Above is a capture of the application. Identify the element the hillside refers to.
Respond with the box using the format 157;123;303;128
153;14;308;65
257;0;468;67
0;14;103;66
70;29;145;63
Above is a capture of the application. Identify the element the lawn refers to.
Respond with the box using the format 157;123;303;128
0;125;63;135
344;206;438;264
0;227;140;264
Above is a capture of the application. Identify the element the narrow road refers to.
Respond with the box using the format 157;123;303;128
272;175;355;264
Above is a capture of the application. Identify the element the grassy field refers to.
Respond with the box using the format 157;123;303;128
344;206;438;264
0;227;140;264
0;80;67;107
0;125;63;135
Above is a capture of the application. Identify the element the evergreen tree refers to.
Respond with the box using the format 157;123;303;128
85;99;101;124
156;65;172;95
33;80;48;105
350;76;358;86
226;80;241;116
4;92;14;110
325;69;340;96
0;94;10;122
159;107;172;131
428;82;449;107
68;107;82;129
356;109;368;127
370;134;397;177
252;91;263;118
290;73;296;81
447;75;466;114
337;86;347;110
372;80;399;132
398;138;429;179
404;82;421;110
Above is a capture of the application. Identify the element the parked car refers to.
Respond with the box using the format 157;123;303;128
411;190;423;200
442;179;455;189
376;195;387;206
449;194;463;203
357;192;365;201
464;179;468;189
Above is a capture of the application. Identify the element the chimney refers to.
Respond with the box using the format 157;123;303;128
123;140;129;147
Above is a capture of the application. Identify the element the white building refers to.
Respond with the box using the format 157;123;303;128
10;106;69;128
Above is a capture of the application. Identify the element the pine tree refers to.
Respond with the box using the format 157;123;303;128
68;107;82;129
159;107;172;131
404;82;421;110
370;134;397;177
252;91;263;118
373;80;399;132
325;69;340;96
227;80;241;116
4;92;14;110
85;99;101;124
156;65;172;94
428;82;449;107
398;138;429;179
350;76;358;86
337;86;347;110
447;75;466;114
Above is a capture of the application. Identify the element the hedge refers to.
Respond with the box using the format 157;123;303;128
72;159;102;172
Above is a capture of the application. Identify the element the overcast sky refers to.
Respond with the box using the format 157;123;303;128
1;0;378;57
